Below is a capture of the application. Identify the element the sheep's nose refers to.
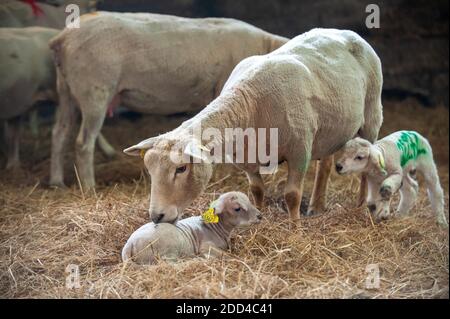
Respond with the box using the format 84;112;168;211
257;214;262;220
368;204;377;213
335;163;343;173
151;213;164;224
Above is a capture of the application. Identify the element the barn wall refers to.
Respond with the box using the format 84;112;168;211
98;0;449;107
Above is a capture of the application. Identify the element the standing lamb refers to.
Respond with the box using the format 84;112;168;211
335;131;448;227
122;192;262;264
48;11;288;189
124;28;384;226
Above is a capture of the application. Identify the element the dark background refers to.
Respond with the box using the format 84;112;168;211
97;0;449;107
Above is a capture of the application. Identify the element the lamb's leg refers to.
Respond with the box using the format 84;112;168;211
307;156;333;216
4;116;21;170
379;173;403;200
50;73;78;188
246;171;265;209
421;162;448;227
97;133;116;158
357;173;368;207
396;176;418;216
285;162;308;227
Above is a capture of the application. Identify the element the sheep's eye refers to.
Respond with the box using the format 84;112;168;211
355;155;364;161
234;207;241;212
175;165;187;174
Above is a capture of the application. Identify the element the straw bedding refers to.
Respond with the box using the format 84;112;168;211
0;98;448;298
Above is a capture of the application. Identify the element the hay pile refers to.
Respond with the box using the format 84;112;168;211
0;99;448;298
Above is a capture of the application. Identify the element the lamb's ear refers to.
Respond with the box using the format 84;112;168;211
123;137;157;157
369;145;388;176
184;140;211;163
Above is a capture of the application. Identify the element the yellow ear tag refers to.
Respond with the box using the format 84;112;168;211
378;154;387;175
202;207;219;223
140;149;146;159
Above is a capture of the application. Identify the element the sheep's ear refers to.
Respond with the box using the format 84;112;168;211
184;140;211;163
369;145;387;176
123;137;157;158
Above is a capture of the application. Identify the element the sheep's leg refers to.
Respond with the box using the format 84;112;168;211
357;173;368;207
97;133;116;158
29;109;39;138
75;89;111;191
4;116;22;170
246;171;265;209
76;111;107;191
285;162;308;226
396;177;418;216
307;156;333;216
421;162;448;227
50;73;78;188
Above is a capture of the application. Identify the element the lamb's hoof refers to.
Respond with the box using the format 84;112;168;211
304;204;325;217
437;218;449;228
379;185;392;199
299;197;310;216
305;208;318;216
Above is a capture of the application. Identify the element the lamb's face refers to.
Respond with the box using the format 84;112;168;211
335;138;372;174
215;192;262;227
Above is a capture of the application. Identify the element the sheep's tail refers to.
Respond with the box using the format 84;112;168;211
49;29;69;71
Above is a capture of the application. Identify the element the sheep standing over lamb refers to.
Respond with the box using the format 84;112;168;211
335;131;448;227
124;28;384;226
122;192;262;264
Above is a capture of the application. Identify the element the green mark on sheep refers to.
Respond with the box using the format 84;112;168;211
396;131;427;167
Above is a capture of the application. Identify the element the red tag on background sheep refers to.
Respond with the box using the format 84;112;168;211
22;0;44;17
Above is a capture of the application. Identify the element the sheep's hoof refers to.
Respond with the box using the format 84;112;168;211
379;185;392;199
49;183;68;190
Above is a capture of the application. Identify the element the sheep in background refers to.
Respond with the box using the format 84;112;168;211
0;0;97;28
335;131;448;227
122;192;262;264
0;27;114;170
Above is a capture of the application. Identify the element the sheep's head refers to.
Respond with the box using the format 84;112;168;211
335;137;386;176
212;192;262;228
124;133;213;224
